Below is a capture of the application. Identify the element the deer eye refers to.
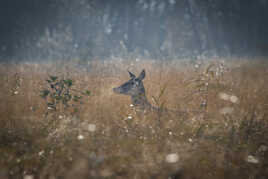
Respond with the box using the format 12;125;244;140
130;81;135;85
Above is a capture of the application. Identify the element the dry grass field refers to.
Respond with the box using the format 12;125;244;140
0;57;268;179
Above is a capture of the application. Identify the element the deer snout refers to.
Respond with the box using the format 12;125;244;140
113;87;121;94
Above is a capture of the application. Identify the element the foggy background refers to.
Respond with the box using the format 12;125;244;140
1;0;268;61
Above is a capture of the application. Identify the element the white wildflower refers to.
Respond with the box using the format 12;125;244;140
218;92;230;101
230;95;239;104
38;150;45;156
88;124;96;132
188;138;193;142
165;153;179;163
77;135;84;140
246;155;259;164
23;175;34;179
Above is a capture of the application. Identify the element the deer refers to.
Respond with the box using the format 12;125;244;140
113;69;153;114
113;69;188;120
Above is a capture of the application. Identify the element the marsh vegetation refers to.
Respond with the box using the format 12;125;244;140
0;58;268;179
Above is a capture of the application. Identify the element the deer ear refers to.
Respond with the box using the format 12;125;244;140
138;69;145;80
128;70;136;79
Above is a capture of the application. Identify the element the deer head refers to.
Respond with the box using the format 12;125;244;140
113;70;146;96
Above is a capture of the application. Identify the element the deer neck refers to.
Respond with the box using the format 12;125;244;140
131;93;152;110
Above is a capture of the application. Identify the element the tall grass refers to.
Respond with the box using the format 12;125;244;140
0;58;268;178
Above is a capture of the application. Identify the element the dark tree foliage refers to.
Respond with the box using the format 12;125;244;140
0;0;268;61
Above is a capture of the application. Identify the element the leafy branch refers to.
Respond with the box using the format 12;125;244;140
41;75;90;115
